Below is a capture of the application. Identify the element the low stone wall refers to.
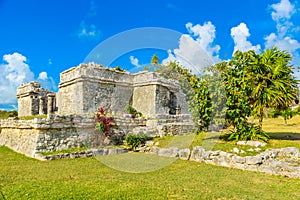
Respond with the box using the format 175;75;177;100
144;146;300;178
0;115;90;158
0;114;195;158
42;148;128;161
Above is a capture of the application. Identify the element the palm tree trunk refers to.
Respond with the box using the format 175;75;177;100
259;108;263;132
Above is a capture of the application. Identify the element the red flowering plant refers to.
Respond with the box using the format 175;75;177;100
89;107;116;147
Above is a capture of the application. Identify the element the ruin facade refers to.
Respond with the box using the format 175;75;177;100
17;63;189;118
16;82;56;116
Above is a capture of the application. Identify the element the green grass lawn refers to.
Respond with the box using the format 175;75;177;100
1;116;300;199
1;146;300;200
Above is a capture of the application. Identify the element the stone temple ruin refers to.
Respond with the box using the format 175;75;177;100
0;63;194;158
17;63;189;117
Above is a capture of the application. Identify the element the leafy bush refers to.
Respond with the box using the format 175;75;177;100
125;133;152;150
89;108;117;147
222;123;270;142
125;105;142;119
95;108;115;137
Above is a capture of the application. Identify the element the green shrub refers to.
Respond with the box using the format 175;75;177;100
125;133;152;150
221;123;270;142
125;105;142;119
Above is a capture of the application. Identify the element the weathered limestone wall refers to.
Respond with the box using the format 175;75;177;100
57;81;84;114
58;63;134;115
17;96;35;116
132;71;186;117
132;85;156;115
84;82;133;114
0;115;91;158
0;114;195;158
0;125;40;157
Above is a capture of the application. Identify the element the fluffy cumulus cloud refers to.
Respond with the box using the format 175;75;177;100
0;53;34;104
230;23;261;53
129;56;140;67
163;21;220;74
38;72;48;80
265;0;300;80
0;52;56;107
271;0;295;21
77;20;102;40
265;0;300;53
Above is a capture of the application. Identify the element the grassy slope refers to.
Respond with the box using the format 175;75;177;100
1;146;300;200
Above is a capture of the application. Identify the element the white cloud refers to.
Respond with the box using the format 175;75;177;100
38;72;48;80
129;56;140;67
0;53;57;106
265;0;300;63
230;22;261;54
2;53;34;87
265;33;300;52
163;21;220;74
186;21;220;60
0;53;34;104
77;21;102;40
271;0;295;21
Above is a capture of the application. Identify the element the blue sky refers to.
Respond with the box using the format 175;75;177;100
0;0;300;110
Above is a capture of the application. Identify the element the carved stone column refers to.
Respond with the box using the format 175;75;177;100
39;96;45;115
47;93;55;114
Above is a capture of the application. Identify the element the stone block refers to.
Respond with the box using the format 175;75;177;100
158;147;179;158
232;155;246;164
190;146;206;161
246;156;263;165
179;148;190;160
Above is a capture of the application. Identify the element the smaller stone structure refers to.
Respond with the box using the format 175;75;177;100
16;82;56;116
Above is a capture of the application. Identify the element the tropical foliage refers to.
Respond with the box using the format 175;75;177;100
125;133;152;150
214;47;298;141
249;47;298;130
152;47;298;141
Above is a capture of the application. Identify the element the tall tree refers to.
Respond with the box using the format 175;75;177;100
248;47;298;131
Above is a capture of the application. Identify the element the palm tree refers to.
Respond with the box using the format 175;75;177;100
151;54;159;66
248;47;298;131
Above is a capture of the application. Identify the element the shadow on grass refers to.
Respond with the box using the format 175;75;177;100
268;132;300;141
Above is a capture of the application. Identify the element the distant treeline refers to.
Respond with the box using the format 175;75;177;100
0;110;18;119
